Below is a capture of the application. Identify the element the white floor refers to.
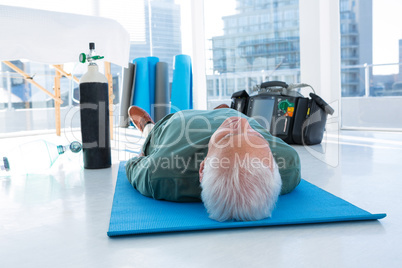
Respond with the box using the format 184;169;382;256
1;128;401;268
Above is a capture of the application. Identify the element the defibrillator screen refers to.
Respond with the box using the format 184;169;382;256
248;97;275;131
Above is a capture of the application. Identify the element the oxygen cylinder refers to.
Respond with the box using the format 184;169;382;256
79;42;111;169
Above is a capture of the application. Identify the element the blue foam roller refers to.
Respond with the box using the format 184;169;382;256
170;54;193;113
107;161;386;237
132;57;151;116
147;56;159;120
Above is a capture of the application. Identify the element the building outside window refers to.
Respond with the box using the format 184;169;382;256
204;0;372;102
204;0;402;130
205;0;301;110
340;0;402;129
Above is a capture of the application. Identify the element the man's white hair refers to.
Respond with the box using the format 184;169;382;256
200;156;282;222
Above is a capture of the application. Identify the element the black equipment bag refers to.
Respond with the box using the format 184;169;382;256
230;81;334;145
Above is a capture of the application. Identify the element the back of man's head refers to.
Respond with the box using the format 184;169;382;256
200;152;282;222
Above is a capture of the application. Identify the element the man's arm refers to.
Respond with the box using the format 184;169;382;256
275;144;301;195
125;156;154;198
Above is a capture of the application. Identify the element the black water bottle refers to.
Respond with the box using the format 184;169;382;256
79;42;111;169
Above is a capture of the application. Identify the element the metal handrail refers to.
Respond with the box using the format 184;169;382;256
341;62;402;97
341;62;402;69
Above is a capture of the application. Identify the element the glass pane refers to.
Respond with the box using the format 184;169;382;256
340;0;402;129
128;0;184;80
0;61;120;134
0;0;190;135
204;0;301;110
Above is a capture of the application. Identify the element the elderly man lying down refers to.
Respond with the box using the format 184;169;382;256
126;105;301;222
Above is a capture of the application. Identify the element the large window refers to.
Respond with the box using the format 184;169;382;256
203;0;402;129
0;0;190;135
340;0;402;129
204;0;301;110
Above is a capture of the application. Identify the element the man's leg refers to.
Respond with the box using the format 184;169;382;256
129;104;228;136
142;123;155;138
213;104;230;109
128;106;155;137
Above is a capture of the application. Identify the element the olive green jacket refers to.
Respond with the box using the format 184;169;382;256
126;109;301;202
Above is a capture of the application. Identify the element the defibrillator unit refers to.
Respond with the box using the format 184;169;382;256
231;81;334;145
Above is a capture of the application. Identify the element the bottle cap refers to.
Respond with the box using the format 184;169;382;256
70;141;82;153
57;145;66;155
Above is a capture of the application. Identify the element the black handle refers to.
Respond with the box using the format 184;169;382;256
309;93;334;115
261;81;288;89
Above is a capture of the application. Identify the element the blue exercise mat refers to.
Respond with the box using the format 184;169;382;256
170;54;193;113
108;162;386;237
